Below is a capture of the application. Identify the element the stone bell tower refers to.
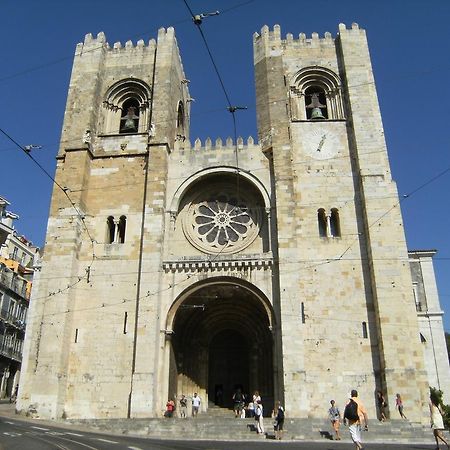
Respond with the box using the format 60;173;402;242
18;27;190;419
253;23;430;422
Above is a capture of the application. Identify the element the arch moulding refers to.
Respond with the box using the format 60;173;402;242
165;276;275;332
168;167;271;215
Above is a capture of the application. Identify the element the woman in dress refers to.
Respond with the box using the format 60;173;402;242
430;392;449;449
395;393;407;420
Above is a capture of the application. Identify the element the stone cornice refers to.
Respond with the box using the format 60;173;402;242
163;254;273;272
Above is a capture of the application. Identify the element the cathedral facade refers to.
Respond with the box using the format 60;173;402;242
17;23;449;422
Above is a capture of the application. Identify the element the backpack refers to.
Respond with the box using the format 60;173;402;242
277;406;285;420
344;399;359;421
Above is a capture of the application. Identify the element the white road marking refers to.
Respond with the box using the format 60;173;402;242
5;421;14;424
46;431;65;435
31;426;50;431
66;432;84;436
3;431;22;436
95;438;119;443
128;447;144;450
53;435;99;449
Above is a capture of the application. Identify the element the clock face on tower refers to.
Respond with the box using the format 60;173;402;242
304;127;340;160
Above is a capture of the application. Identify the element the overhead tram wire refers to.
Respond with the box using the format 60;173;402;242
26;135;450;301
1;2;253;306
0;126;96;294
182;0;251;232
12;7;450;305
0;0;256;85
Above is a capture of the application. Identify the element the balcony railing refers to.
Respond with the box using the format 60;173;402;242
0;344;22;361
0;312;26;332
0;268;28;299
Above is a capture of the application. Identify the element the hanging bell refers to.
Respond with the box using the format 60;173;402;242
120;106;139;132
310;107;326;120
306;92;326;120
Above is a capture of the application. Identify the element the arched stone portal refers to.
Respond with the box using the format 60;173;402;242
168;279;274;411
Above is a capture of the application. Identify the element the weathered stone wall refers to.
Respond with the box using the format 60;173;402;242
18;23;444;424
253;23;429;421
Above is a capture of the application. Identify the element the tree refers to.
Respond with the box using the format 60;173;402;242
430;387;450;429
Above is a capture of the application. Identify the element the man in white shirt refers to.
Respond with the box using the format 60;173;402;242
192;392;201;417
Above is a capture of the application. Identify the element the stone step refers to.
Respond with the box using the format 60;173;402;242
66;416;442;443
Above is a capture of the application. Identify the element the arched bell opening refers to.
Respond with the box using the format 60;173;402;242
168;279;274;411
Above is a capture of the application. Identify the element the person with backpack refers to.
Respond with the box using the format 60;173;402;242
254;399;265;435
273;400;285;440
344;389;368;450
233;389;244;418
179;394;188;418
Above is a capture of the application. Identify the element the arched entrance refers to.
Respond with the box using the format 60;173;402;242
168;279;274;410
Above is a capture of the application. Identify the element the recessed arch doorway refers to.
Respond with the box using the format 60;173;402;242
167;278;274;410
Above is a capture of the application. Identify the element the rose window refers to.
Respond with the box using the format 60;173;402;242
183;189;261;254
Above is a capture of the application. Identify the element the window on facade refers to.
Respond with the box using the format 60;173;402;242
177;101;185;134
420;333;427;343
106;216;116;244
318;208;341;238
102;79;151;135
120;98;140;134
362;322;368;339
413;283;421;311
330;208;341;237
106;215;126;244
118;216;126;243
318;209;327;237
290;66;345;121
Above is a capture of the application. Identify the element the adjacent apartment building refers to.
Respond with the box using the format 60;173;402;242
0;196;39;399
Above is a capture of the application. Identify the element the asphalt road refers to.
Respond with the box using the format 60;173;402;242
0;417;441;450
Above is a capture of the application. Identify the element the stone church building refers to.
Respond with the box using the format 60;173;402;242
17;23;450;422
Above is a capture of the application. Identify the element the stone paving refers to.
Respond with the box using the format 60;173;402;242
1;401;447;446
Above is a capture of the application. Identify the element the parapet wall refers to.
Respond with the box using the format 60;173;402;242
253;23;366;61
74;27;181;56
177;136;260;153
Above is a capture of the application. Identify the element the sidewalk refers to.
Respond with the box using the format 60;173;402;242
0;401;443;445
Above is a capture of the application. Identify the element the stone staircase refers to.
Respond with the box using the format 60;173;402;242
67;405;440;444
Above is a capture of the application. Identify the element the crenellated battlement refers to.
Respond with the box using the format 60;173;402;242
253;22;364;53
179;136;259;153
75;27;177;55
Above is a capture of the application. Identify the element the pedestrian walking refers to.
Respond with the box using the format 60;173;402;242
376;390;387;422
233;389;244;418
328;399;341;440
248;401;255;417
255;399;265;435
179;394;188;418
192;392;201;417
395;393;407;420
344;389;368;450
9;384;18;404
273;400;285;440
429;391;449;449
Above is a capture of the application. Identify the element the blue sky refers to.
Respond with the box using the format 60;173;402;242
1;1;450;329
